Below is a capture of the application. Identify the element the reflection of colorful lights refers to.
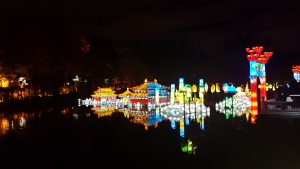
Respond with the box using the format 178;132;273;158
171;120;176;129
251;114;257;124
216;91;252;121
185;118;190;126
200;117;205;131
181;140;196;155
180;119;184;137
19;117;26;128
0;118;9;135
160;103;210;121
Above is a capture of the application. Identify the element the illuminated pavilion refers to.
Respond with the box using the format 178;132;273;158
91;87;117;106
90;79;170;107
129;79;170;105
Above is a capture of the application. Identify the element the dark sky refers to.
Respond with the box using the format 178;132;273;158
0;0;299;85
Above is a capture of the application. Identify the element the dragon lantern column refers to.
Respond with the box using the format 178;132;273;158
257;51;273;110
246;47;261;117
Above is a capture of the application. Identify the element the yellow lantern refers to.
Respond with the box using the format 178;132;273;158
205;83;208;92
192;84;197;93
211;84;215;93
216;83;220;93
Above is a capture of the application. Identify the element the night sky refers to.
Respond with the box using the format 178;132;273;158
0;0;299;85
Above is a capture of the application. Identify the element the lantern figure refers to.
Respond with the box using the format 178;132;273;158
246;46;273;116
292;66;300;82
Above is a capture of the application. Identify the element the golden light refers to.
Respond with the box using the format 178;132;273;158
211;84;215;93
268;84;273;89
0;118;9;134
216;83;220;93
252;102;258;107
1;78;9;88
205;83;209;92
192;84;197;93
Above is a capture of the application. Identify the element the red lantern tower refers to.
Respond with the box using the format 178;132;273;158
257;51;273;105
246;46;273;123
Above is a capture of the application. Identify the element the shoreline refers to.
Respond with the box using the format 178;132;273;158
0;93;78;112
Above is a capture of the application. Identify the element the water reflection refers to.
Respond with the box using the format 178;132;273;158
0;103;209;156
0;111;42;137
215;92;256;124
84;104;210;155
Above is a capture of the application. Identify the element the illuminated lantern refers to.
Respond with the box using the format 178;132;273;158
1;78;9;88
179;78;184;91
205;83;209;93
228;85;237;93
292;66;300;82
268;83;272;89
199;79;205;106
185;84;192;98
222;83;229;93
192;84;197;93
266;83;272;91
236;87;242;93
216;83;220;93
245;83;250;94
192;84;197;102
246;46;273;116
170;84;175;104
211;84;215;93
155;88;159;104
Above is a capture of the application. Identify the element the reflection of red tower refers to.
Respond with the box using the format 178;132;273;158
246;46;273;124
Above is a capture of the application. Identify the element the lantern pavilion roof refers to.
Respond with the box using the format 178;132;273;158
130;79;169;92
131;92;148;97
130;79;148;92
91;87;117;98
118;88;134;97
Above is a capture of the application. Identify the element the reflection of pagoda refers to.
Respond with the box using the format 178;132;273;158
92;107;116;118
128;108;162;130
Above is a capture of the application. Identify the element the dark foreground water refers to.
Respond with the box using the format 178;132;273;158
0;103;300;169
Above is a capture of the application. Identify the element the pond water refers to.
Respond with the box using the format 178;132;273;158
0;102;300;169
